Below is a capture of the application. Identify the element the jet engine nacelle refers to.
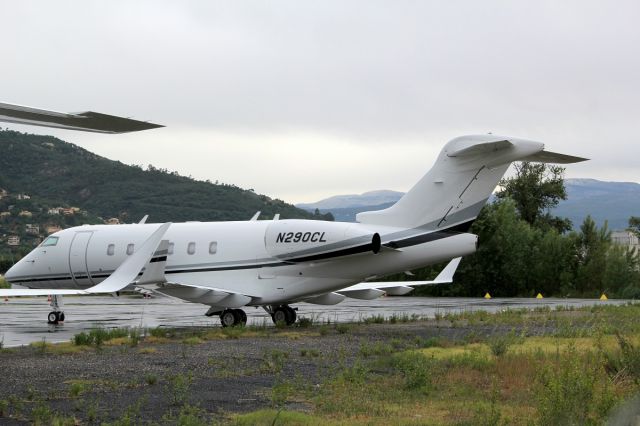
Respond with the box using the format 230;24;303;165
265;220;381;261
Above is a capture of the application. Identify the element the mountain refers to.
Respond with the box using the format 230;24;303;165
298;179;640;230
554;179;640;230
296;190;404;211
0;130;330;254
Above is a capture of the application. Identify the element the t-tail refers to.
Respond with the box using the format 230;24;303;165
356;135;587;230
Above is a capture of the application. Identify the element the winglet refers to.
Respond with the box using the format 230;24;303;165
137;239;170;285
433;257;462;283
82;223;171;293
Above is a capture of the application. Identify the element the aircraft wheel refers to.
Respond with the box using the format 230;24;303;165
285;306;297;325
272;306;296;326
58;312;65;322
47;311;59;324
220;309;237;327
234;309;247;325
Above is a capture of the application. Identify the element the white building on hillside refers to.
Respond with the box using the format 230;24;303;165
611;230;640;252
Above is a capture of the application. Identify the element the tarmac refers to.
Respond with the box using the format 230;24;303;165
0;294;629;347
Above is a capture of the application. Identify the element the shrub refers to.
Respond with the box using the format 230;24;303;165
535;346;613;425
487;332;521;357
222;326;246;339
145;374;158;385
335;324;350;334
392;351;437;391
149;327;170;338
165;372;193;406
604;333;640;384
363;315;385;324
68;382;85;397
297;317;313;328
73;327;133;346
359;341;393;358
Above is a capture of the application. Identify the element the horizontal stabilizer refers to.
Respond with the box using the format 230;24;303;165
0;102;163;134
0;223;171;297
520;150;588;164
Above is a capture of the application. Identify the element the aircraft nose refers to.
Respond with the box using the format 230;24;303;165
4;263;18;282
4;260;25;283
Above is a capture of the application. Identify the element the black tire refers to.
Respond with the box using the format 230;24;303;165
234;309;247;325
272;307;288;325
47;311;58;324
58;312;65;322
285;306;296;325
220;310;237;327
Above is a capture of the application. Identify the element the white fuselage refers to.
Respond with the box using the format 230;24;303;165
6;219;477;306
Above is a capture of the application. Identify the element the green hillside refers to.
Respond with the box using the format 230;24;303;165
0;129;330;259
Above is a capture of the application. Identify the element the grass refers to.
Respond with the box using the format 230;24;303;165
232;409;331;425
7;303;640;424
236;303;640;425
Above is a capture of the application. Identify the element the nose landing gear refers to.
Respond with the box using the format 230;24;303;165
47;295;65;325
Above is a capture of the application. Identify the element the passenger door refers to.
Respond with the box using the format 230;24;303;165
68;231;94;288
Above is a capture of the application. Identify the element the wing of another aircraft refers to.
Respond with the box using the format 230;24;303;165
0;102;163;133
0;223;171;297
338;257;462;298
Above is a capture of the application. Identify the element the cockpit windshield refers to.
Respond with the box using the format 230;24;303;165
41;236;59;247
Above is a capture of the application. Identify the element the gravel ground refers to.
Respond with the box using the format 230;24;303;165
0;320;555;424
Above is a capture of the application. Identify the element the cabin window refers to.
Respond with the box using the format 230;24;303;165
187;242;196;255
127;243;135;255
168;242;174;255
41;236;59;247
209;241;217;255
107;244;115;256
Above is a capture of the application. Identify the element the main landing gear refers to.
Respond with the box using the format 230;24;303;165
207;305;298;327
47;295;65;325
219;309;247;328
270;305;297;326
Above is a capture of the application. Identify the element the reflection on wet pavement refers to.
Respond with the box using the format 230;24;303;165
0;295;629;347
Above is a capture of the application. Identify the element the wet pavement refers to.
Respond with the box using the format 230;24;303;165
0;294;630;347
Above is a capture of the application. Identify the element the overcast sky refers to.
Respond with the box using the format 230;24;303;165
1;1;639;203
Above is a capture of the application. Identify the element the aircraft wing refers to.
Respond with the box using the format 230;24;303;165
0;102;163;134
0;224;171;297
337;257;461;298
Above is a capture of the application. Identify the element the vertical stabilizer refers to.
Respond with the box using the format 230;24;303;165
356;135;586;230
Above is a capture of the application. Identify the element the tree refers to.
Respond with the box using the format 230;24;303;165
574;216;611;295
603;244;640;297
450;199;537;297
628;216;640;238
496;162;571;232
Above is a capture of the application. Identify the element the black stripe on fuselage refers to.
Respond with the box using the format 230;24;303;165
283;242;377;263
283;219;475;261
384;220;474;249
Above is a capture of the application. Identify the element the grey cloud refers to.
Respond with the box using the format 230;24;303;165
1;1;639;201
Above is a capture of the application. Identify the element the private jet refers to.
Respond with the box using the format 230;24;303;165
0;103;587;326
